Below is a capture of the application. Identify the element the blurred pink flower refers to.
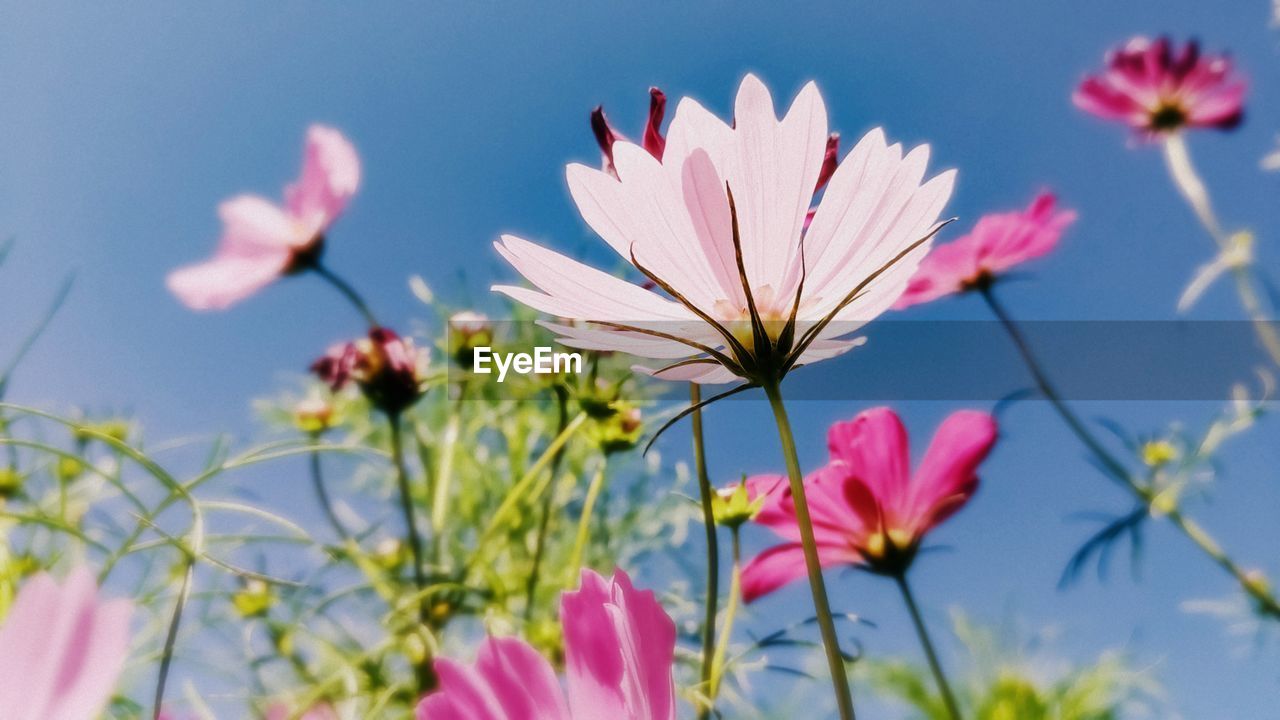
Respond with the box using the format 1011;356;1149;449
168;125;361;310
496;74;954;384
1074;36;1245;137
312;327;427;415
742;408;997;601
0;566;133;720
417;568;676;720
894;192;1076;309
592;87;668;176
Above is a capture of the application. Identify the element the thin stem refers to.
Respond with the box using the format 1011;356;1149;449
1161;134;1280;366
388;412;436;691
524;385;570;621
691;383;720;720
431;381;466;561
309;436;350;542
313;262;380;329
566;457;608;584
388;414;428;614
981;284;1280;618
894;572;962;720
762;380;856;720
152;558;194;720
708;526;742;705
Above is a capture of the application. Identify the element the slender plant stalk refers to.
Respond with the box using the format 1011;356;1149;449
981;284;1280;617
1161;134;1280;366
313;262;380;328
431;381;466;561
762;380;856;720
309;435;350;542
524;385;571;620
691;383;720;720
153;557;195;719
894;572;962;720
708;526;742;705
387;413;428;620
566;457;608;583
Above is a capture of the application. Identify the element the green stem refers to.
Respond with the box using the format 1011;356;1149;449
309;437;350;542
762;380;856;720
708;526;742;705
566;458;608;583
524;385;571;621
152;557;194;720
388;412;436;691
313;262;380;329
431;382;466;561
894;572;962;720
981;285;1280;618
691;383;720;720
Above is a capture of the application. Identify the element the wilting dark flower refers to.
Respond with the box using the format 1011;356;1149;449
312;328;428;415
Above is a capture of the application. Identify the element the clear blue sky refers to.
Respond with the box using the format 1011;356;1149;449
3;2;1280;716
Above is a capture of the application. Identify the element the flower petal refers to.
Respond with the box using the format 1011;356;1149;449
906;410;997;535
285;125;361;231
741;541;859;603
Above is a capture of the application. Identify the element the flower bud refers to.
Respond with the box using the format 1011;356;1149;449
293;393;341;435
1141;439;1179;467
0;468;22;500
56;456;85;484
448;311;493;367
232;578;277;618
595;405;643;455
711;477;768;529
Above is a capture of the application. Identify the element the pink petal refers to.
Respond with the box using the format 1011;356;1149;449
826;407;912;512
727;75;828;295
907;410;997;535
285;125;361;232
168;195;298;310
741;541;858;603
563;569;675;720
0;567;132;720
475;637;570;720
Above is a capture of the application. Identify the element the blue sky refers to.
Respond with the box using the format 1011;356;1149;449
4;1;1280;716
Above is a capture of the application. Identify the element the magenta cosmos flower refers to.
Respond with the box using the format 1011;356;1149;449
494;74;955;385
0;566;133;720
167;125;361;310
1073;36;1245;137
418;569;676;720
894;192;1077;309
742;408;997;601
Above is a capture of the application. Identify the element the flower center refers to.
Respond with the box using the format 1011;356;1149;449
1149;102;1188;132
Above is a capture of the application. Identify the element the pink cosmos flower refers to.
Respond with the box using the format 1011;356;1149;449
742;408;997;601
495;74;955;385
265;702;342;720
312;327;428;415
168;125;361;310
417;568;676;720
1074;36;1245;137
894;192;1077;309
0;566;133;720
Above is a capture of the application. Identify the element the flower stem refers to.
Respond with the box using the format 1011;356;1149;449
153;557;194;720
430;382;466;562
309;436;350;542
981;284;1280;618
524;385;570;621
566;457;608;583
1161;134;1280;366
762;380;856;720
313;262;380;329
894;571;962;720
388;414;428;618
691;383;720;720
708;526;742;705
